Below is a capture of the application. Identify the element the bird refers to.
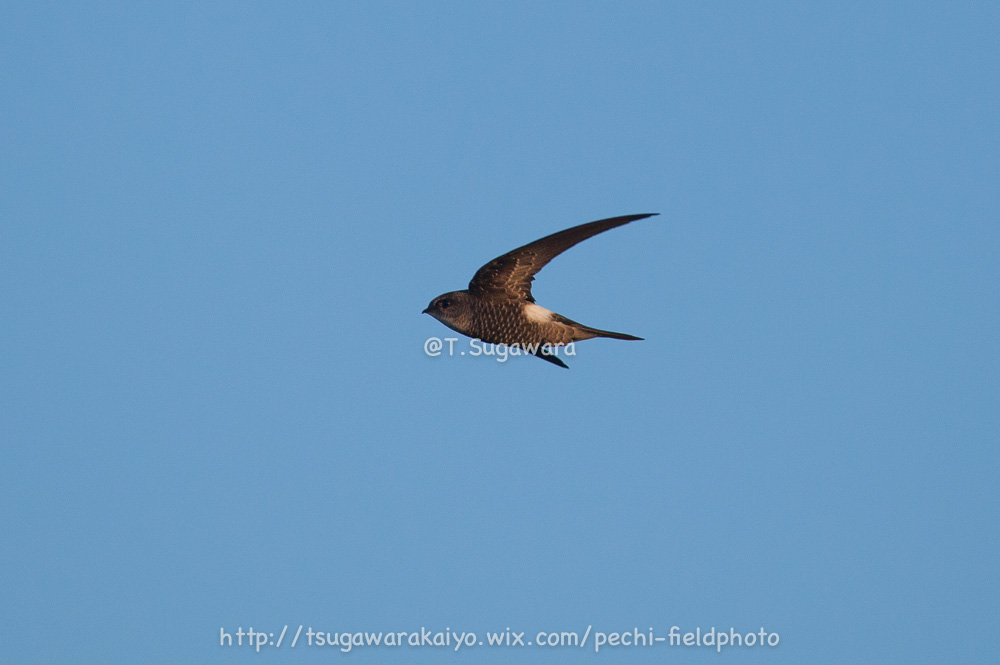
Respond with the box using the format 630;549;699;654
423;213;658;368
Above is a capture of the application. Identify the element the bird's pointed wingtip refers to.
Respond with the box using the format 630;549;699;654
623;212;659;222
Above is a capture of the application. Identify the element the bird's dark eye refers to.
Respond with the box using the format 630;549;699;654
439;300;451;309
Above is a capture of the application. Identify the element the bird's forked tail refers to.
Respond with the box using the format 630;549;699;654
578;325;643;341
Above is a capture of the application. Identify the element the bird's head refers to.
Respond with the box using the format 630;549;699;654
423;290;473;334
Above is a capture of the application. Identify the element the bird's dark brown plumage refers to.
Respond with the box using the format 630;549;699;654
424;213;658;368
468;213;655;303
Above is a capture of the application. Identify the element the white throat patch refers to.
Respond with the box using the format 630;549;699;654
523;303;555;323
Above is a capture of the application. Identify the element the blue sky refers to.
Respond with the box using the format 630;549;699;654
2;2;997;663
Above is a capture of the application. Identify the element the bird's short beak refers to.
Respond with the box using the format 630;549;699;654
422;307;431;314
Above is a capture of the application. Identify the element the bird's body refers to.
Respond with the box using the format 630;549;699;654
424;213;657;368
469;301;634;346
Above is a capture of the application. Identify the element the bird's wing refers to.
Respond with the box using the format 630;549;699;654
532;347;569;369
468;213;657;302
